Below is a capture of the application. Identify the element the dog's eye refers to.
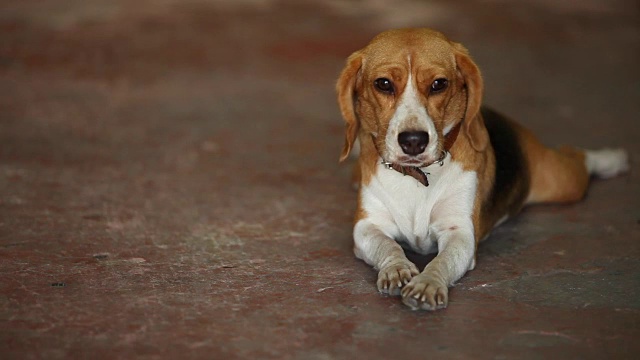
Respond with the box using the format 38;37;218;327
374;78;394;94
430;78;448;93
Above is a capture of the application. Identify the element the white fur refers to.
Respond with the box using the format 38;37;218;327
585;148;629;179
383;73;439;164
353;155;477;287
348;138;361;159
442;123;454;136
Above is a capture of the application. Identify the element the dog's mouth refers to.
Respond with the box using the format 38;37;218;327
395;157;426;167
388;152;443;168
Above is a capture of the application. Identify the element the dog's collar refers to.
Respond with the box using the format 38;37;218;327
376;120;463;187
381;151;447;186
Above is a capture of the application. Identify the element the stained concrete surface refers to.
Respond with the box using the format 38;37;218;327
1;0;639;359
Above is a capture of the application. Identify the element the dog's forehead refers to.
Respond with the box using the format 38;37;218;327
361;29;455;68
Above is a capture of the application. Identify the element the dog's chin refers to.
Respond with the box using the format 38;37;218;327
388;153;436;168
397;158;424;167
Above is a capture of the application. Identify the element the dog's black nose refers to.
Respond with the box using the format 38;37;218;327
398;131;429;155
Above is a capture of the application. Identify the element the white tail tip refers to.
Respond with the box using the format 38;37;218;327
585;148;629;179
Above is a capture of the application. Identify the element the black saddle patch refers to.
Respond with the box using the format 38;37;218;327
481;106;530;220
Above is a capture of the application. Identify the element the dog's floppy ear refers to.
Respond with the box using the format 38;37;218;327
453;43;488;152
336;51;363;162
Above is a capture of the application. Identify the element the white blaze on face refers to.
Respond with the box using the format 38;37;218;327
384;72;438;164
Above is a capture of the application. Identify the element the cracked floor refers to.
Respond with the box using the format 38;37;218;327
1;0;639;359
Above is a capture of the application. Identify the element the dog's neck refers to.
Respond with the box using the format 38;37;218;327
375;120;463;187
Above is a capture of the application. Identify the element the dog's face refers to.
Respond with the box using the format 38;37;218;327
337;28;486;165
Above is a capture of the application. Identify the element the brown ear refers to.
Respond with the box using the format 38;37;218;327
454;43;488;152
336;51;362;162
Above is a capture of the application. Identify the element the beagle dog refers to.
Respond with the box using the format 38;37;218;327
336;28;629;311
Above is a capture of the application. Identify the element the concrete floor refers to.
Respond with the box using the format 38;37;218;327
1;0;639;359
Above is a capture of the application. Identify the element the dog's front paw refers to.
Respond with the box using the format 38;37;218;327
401;273;448;311
377;261;419;296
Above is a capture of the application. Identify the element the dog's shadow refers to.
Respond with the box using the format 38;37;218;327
404;250;437;271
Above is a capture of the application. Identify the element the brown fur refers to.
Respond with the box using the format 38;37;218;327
526;142;590;204
337;28;593;243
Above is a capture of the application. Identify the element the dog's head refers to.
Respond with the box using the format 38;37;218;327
337;28;486;166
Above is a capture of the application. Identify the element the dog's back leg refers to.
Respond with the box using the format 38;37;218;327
524;133;629;205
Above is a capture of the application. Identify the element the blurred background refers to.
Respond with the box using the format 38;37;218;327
1;1;638;359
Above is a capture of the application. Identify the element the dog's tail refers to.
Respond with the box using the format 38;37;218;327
584;148;629;179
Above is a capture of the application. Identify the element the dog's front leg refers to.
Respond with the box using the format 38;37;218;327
401;219;475;310
353;220;419;296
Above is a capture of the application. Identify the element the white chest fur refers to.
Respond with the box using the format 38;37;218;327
358;155;477;254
